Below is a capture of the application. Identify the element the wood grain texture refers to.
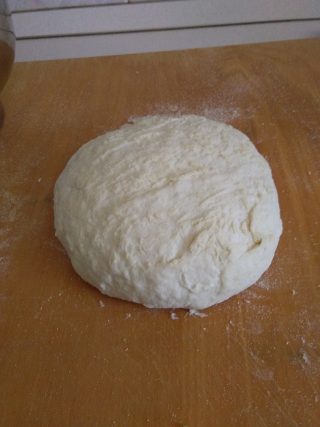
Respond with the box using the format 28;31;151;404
0;39;319;427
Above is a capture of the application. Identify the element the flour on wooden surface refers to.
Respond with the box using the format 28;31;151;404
148;102;250;124
170;312;179;320
188;309;208;318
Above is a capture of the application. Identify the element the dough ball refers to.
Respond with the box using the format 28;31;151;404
54;115;282;309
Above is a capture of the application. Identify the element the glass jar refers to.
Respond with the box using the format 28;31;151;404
0;0;15;94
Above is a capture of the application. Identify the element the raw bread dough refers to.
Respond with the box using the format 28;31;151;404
54;115;282;309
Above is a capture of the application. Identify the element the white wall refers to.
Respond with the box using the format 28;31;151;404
11;0;320;62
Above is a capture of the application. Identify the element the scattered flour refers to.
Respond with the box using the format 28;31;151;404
188;309;208;318
301;350;311;366
148;73;254;126
257;278;272;290
252;365;274;382
170;312;179;320
147;102;249;125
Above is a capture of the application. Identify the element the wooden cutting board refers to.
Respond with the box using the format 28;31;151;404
0;39;319;427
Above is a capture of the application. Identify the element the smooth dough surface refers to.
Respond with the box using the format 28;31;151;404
54;115;282;309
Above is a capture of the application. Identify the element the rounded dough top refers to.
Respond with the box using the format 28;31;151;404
54;115;282;309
